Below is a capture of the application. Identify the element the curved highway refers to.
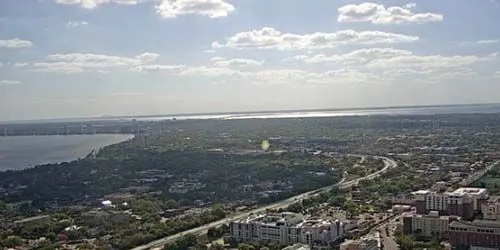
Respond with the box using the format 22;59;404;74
133;155;398;250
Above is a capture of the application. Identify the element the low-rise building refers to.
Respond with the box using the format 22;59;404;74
449;220;500;249
481;196;500;221
168;181;206;194
339;234;380;250
402;211;459;238
230;212;344;247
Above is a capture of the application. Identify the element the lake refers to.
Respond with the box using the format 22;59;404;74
0;134;133;171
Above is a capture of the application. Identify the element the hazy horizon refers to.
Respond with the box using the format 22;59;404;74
1;0;500;121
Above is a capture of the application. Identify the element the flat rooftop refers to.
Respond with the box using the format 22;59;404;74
450;187;488;196
450;220;500;229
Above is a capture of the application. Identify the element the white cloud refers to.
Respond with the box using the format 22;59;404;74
366;54;489;71
0;38;33;48
288;48;491;71
66;21;88;28
0;80;22;86
210;57;264;67
55;0;143;9
156;0;235;18
180;66;240;77
289;48;412;64
241;68;378;85
285;48;499;84
135;52;160;63
338;2;443;24
130;64;186;72
403;3;416;9
213;27;419;50
16;52;161;73
477;40;499;44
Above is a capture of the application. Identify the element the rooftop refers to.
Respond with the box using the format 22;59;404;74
450;219;500;229
450;187;488;196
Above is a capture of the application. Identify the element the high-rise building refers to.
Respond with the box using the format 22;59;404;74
230;212;344;247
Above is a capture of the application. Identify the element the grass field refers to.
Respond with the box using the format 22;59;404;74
474;176;500;194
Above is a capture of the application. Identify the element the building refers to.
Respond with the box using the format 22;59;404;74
481;196;500;221
413;190;448;215
449;220;500;249
402;211;459;238
339;234;380;250
168;181;206;194
282;244;311;250
412;187;488;219
451;188;489;211
230;212;344;247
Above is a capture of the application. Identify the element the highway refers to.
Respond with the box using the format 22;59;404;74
132;155;398;250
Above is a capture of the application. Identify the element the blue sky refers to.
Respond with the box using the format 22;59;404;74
0;0;499;121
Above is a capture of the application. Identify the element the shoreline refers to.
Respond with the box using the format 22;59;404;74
0;134;134;172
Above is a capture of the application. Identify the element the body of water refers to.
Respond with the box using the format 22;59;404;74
0;134;133;171
133;103;500;121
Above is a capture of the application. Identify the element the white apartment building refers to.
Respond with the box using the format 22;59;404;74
230;212;344;247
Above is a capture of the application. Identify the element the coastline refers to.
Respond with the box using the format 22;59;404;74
0;134;134;172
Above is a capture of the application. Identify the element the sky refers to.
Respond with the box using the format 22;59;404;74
0;0;499;121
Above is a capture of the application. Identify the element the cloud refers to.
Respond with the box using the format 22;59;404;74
0;38;33;48
338;2;443;24
212;27;419;50
130;64;186;72
55;0;144;9
476;40;499;44
288;48;491;70
0;80;22;86
135;52;160;63
16;52;161;73
180;66;240;77
66;21;88;28
288;48;412;64
285;48;499;84
156;0;235;18
210;57;264;67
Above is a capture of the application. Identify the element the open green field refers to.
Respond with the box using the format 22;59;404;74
474;170;500;195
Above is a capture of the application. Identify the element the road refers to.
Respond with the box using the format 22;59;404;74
132;156;398;250
460;160;500;186
378;215;402;250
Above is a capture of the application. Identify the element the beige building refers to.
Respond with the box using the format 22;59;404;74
230;212;344;247
412;187;488;219
403;211;459;238
339;234;380;250
481;196;500;221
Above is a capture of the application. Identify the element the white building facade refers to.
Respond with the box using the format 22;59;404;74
230;213;344;247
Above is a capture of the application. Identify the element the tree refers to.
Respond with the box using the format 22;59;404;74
238;243;255;250
1;236;24;248
209;243;225;250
